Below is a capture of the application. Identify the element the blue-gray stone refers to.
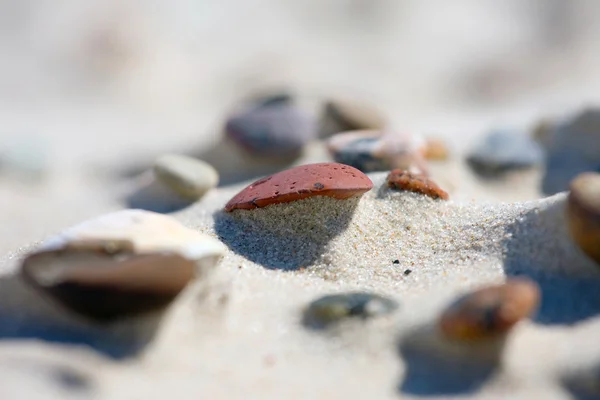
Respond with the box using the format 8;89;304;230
467;130;543;176
331;137;391;172
303;292;398;329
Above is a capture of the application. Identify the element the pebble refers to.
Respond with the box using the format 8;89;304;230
466;130;543;176
438;279;540;341
562;364;600;400
21;210;227;321
567;172;600;265
153;154;219;200
319;99;386;138
386;169;449;200
225;100;316;157
303;292;398;329
327;130;429;174
224;162;373;212
543;108;600;194
423;138;450;161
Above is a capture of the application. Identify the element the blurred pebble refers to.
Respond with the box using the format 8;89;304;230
423;138;450;161
562;364;600;400
466;130;543;176
327;130;429;174
225;99;316;158
319;99;386;138
387;169;449;200
567;172;600;265
153;154;218;200
439;279;540;341
303;292;398;329
542;108;600;194
21;210;226;321
224;162;373;212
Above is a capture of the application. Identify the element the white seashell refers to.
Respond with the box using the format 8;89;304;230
40;209;227;267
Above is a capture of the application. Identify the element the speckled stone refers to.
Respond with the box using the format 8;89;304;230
567;172;600;265
225;100;315;157
439;279;540;341
327;130;429;174
387;169;449;200
153;154;219;200
467;130;543;176
320;99;386;138
224;162;373;212
20;210;227;321
303;292;398;329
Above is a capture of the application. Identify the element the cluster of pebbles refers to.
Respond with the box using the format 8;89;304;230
5;95;600;398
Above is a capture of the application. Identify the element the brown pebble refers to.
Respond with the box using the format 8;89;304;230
439;279;540;341
386;169;449;200
21;240;195;321
320;99;385;138
567;172;600;265
224;162;373;212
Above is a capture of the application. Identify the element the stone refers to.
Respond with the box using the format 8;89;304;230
153;154;219;200
326;130;429;174
439;279;540;341
386;169;449;200
303;292;398;329
466;130;543;176
423;138;449;161
566;172;600;265
225;100;316;157
21;210;227;321
542;108;600;194
562;364;600;400
224;162;373;212
319;99;386;138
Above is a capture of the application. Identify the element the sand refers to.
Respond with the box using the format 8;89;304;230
3;1;600;399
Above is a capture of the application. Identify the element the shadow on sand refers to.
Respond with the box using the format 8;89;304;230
501;196;600;325
214;196;360;270
397;324;503;397
0;273;163;359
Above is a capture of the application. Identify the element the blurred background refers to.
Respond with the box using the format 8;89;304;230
1;0;600;250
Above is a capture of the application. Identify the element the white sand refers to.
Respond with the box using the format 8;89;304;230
3;1;600;399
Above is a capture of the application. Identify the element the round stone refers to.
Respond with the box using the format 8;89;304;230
21;210;227;321
386;169;449;200
225;101;316;157
466;130;543;176
303;292;398;329
567;172;600;265
439;279;540;341
153;154;219;200
224;162;373;212
327;130;429;174
320;99;385;138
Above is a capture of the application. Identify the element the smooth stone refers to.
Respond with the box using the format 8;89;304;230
224;162;373;212
423;138;450;161
319;99;385;139
303;292;398;329
567;172;600;265
225;101;316;157
21;210;227;321
466;130;543;176
439;279;540;341
327;130;429;174
542;108;600;194
153;154;219;200
387;169;449;200
125;171;193;213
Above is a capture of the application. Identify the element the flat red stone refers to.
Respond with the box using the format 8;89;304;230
224;163;373;211
386;169;449;200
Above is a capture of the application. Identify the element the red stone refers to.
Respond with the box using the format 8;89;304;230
386;169;449;200
224;163;373;211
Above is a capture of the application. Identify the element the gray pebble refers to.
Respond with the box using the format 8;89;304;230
154;154;219;200
303;292;398;329
320;99;385;139
466;130;543;176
